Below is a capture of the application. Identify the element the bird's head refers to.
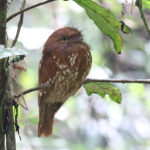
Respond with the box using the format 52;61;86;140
44;27;83;49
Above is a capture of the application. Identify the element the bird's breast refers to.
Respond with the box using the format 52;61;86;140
39;41;92;104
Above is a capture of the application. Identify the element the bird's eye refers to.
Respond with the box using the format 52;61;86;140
60;37;68;42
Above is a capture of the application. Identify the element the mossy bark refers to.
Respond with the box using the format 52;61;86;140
0;0;16;150
0;1;7;149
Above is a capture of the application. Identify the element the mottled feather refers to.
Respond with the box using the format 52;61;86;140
38;27;92;137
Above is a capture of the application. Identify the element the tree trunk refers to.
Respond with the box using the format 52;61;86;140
0;0;16;150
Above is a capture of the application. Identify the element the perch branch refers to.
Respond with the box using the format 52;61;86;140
14;78;150;98
136;0;150;37
14;84;50;98
84;78;150;84
7;0;56;22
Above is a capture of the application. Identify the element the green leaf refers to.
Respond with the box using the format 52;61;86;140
74;0;131;53
0;45;29;59
83;82;122;104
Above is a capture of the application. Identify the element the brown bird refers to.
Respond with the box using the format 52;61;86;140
38;27;92;137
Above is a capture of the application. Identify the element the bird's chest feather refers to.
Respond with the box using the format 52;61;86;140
49;48;91;102
39;43;92;104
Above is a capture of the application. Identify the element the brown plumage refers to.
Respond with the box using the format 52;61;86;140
38;27;92;137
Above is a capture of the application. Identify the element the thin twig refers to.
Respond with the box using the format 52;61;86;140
7;0;56;22
11;0;26;47
14;84;50;98
136;0;150;37
84;78;150;84
14;78;150;98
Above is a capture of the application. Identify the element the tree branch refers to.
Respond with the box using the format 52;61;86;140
14;78;150;99
14;84;50;99
7;0;56;22
84;78;150;84
136;0;150;37
11;0;26;47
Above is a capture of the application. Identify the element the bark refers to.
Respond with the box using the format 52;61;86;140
0;0;16;149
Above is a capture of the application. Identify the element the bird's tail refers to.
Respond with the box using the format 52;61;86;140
38;102;63;137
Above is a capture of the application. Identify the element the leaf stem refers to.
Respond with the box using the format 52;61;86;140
136;0;150;37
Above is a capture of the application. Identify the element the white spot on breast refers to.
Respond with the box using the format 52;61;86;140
75;72;78;76
58;77;62;82
63;70;67;75
69;53;78;67
44;91;46;94
66;69;70;73
53;55;56;59
59;65;63;69
58;64;68;69
80;44;85;49
61;76;65;80
56;61;59;65
62;64;67;68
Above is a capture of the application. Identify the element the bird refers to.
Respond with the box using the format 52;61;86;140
38;27;92;137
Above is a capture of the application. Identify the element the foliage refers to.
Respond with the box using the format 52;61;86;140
1;0;150;150
84;82;122;104
74;0;131;53
0;45;28;59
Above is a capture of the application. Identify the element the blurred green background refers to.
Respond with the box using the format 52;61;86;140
7;0;150;150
